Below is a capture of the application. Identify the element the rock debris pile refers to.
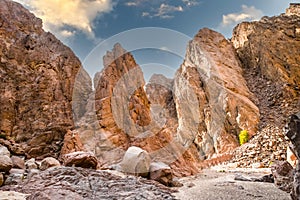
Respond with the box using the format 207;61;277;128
230;125;289;168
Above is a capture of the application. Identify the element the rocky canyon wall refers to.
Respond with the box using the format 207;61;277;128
232;11;300;127
0;0;88;159
174;28;259;160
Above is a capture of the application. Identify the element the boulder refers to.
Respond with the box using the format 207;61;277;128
149;162;173;186
62;151;98;169
0;145;10;157
60;130;85;158
25;158;38;170
271;161;294;192
119;146;151;177
5;169;25;185
0;155;13;173
284;112;300;200
40;157;61;171
11;156;25;169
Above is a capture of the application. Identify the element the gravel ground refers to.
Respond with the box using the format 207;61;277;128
174;167;291;200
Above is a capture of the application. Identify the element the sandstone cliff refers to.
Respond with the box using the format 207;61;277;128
77;44;201;176
232;11;300;128
174;28;260;160
0;0;87;159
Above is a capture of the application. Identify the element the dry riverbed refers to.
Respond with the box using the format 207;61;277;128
174;166;291;200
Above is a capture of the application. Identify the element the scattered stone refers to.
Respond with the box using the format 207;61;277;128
149;162;173;186
234;174;252;182
237;185;244;190
252;174;274;183
0;155;13;173
119;146;151;177
40;157;61;171
25;158;38;170
62;151;98;169
26;169;40;180
230;125;289;168
0;145;10;157
5;169;24;185
187;182;195;188
11;156;25;169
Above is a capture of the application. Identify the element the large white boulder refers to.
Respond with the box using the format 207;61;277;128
119;146;151;177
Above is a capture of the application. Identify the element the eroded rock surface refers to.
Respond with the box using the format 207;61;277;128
77;44;201;176
232;13;300;128
0;0;86;159
1;167;176;200
175;28;259;160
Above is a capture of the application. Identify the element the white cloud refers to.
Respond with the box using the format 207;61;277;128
60;30;76;37
14;0;114;41
142;12;150;17
150;3;184;19
182;0;200;7
221;5;263;27
124;1;196;19
125;2;139;6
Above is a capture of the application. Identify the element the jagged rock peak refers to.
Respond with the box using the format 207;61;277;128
103;43;127;67
175;27;259;159
148;74;173;89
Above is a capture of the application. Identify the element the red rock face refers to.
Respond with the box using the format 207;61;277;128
0;0;85;159
94;43;151;149
60;130;85;158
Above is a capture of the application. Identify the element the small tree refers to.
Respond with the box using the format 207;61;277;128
239;130;249;145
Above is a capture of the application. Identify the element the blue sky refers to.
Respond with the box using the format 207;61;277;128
14;0;300;81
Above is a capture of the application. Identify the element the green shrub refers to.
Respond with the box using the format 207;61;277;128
239;130;249;145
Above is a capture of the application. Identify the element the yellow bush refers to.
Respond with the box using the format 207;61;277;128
239;130;249;145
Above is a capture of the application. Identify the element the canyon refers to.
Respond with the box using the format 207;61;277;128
0;0;299;199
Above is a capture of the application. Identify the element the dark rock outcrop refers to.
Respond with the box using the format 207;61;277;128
271;161;294;193
1;167;176;200
285;112;300;200
0;0;87;159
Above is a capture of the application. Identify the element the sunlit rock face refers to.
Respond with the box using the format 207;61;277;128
232;12;300;127
77;44;201;176
174;28;259;160
0;0;86;159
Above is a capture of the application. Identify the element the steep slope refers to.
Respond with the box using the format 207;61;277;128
0;0;89;158
232;8;300;128
174;28;260;160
